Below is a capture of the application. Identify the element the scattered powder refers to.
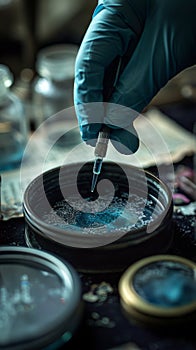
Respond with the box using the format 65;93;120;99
43;193;163;235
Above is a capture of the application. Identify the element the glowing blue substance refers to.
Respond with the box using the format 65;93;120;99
133;261;196;307
44;194;154;232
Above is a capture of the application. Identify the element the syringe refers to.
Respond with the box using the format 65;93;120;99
91;125;110;193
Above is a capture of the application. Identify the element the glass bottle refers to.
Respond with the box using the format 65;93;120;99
32;44;78;128
0;64;28;172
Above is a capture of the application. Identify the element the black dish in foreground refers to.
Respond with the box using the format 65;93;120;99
23;162;173;273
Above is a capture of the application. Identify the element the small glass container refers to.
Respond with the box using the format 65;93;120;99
0;246;83;349
119;255;196;329
32;44;78;128
0;64;28;172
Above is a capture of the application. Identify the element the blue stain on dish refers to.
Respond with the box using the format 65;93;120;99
45;195;155;231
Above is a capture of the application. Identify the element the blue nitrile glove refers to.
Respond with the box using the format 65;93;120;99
74;0;196;154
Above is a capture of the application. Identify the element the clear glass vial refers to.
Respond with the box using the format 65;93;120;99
32;44;78;128
0;64;28;172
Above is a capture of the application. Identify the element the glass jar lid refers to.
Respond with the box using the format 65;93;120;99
0;246;83;349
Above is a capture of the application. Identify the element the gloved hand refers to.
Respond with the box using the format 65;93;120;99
74;0;196;154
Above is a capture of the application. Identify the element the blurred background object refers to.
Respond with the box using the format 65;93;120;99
0;0;95;173
149;65;196;108
0;0;97;129
0;64;28;171
0;0;97;77
32;43;78;127
0;0;196;131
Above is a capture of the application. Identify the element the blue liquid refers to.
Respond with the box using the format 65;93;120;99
0;133;25;171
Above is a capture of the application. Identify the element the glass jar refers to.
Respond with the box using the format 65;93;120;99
32;44;78;128
0;64;28;172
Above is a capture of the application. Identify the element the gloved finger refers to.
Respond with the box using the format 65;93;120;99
80;123;102;147
108;0;196;112
104;102;139;154
110;126;139;155
74;4;143;142
75;102;105;145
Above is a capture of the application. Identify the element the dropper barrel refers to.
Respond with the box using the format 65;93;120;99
94;125;110;158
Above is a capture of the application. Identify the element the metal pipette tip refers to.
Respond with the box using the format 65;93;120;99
91;126;110;193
